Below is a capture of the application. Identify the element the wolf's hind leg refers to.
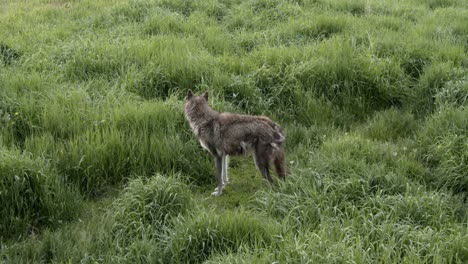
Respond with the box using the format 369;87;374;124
254;146;274;184
273;144;287;179
212;155;224;196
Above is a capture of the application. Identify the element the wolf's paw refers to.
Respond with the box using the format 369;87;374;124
212;186;224;196
211;190;222;196
214;184;226;192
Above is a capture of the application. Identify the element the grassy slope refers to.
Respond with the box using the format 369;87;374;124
0;0;467;263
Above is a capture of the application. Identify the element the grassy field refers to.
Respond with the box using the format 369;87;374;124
1;0;467;263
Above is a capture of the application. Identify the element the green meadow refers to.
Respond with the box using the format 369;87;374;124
1;0;467;262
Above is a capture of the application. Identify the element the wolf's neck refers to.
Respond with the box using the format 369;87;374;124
187;105;219;129
198;110;218;123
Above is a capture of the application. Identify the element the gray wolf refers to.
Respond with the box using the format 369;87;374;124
184;90;286;196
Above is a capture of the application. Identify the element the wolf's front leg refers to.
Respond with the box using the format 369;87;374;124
212;155;224;196
222;155;229;185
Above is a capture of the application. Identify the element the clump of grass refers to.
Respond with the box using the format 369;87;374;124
373;34;434;80
144;8;186;36
205;250;269;264
315;134;427;183
201;25;238;55
362;108;418;141
0;43;21;65
254;169;466;262
285;122;332;150
413;63;465;116
225;7;256;31
222;74;266;114
254;132;433;231
0;70;62;145
159;0;193;17
275;15;349;44
110;0;152;23
254;169;412;232
0;149;82;239
51;98;212;196
206;221;468;263
20;88;103;142
367;15;406;32
111;98;214;184
252;173;323;231
423;0;462;9
205;228;370;263
164;209;281;263
253;39;411;122
62;40;133;81
0;198;121;263
400;44;433;80
364;189;465;229
247;0;303;23
123;36;220;99
334;0;369;16
7;93;213;197
192;0;230;21
109;174;192;247
292;38;410;118
434;76;468;109
417;107;468;194
52;128;132;195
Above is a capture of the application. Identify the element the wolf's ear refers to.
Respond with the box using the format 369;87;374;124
203;91;208;101
187;89;194;100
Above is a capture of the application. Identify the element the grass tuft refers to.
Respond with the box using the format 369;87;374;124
417;107;468;194
0;149;82;239
109;174;192;246
362;108;418;141
165;209;281;263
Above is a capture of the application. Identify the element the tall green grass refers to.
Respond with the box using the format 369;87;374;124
362;108;418;141
0;0;467;262
0;149;82;239
417;107;468;194
1;173;192;262
110;174;192;246
21;97;213;195
164;209;281;263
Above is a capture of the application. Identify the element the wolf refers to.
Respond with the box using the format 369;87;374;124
184;90;286;196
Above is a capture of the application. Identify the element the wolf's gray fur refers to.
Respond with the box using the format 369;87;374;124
185;90;286;196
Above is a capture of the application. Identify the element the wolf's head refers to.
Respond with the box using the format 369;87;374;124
186;89;208;101
185;90;211;121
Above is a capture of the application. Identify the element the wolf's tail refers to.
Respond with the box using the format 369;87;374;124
272;123;285;143
273;140;287;179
